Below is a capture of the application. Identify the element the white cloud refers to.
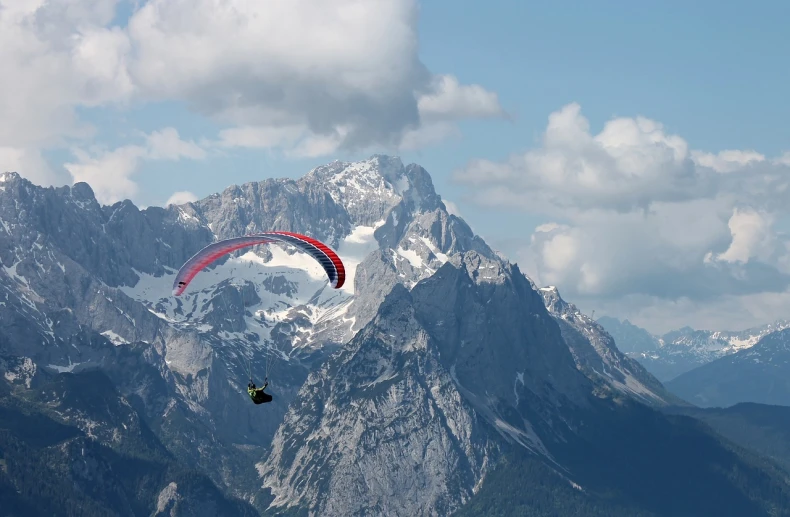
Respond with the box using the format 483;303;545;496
166;190;198;206
64;127;206;204
691;149;765;173
456;103;790;331
418;74;504;122
0;147;66;187
0;0;133;149
713;208;775;264
518;200;789;301
0;0;504;186
398;121;461;151
146;128;206;160
124;0;503;147
442;199;462;217
454;103;708;214
64;145;145;204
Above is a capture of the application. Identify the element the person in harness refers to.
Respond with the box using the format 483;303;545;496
247;378;272;404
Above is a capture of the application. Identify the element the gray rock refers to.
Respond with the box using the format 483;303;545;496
539;286;682;406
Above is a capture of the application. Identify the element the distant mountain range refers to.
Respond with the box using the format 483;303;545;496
597;316;790;382
666;328;790;408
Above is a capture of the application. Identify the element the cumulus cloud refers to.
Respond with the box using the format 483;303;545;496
441;199;463;218
711;208;775;264
0;0;134;149
64;127;206;204
399;121;461;151
0;0;504;185
166;190;199;206
418;75;504;122
691;149;766;173
455;103;790;328
0;147;67;187
455;103;709;214
125;0;433;150
64;145;145;204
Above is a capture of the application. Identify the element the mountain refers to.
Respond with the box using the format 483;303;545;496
666;328;790;408
3;157;790;516
259;254;592;516
538;287;682;407
259;261;790;516
0;369;257;517
595;316;660;354
0;156;499;513
596;317;790;382
457;400;790;517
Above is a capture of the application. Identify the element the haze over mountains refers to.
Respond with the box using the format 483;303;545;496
666;328;790;408
3;157;790;516
597;316;790;382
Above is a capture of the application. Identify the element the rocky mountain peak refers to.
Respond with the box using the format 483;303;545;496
453;250;513;286
751;327;790;353
537;285;568;313
0;170;21;183
302;155;441;227
70;182;97;202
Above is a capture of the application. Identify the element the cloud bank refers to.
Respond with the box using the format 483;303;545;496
0;0;504;203
454;103;790;332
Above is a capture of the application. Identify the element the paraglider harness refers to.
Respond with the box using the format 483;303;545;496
248;378;272;404
245;349;275;405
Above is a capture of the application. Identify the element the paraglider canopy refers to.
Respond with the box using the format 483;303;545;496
172;231;345;296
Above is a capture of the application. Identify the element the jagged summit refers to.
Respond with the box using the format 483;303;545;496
0;170;21;181
302;154;443;226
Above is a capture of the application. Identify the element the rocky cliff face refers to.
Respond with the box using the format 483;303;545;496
259;253;593;516
539;286;682;406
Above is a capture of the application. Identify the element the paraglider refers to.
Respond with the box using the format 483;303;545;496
248;379;272;404
171;231;346;405
171;231;345;296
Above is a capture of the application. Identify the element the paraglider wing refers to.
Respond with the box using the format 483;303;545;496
172;231;345;296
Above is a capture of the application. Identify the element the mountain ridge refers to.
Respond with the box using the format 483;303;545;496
666;328;790;408
597;316;790;382
3;157;790;516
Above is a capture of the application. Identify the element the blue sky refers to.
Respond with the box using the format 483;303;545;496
2;0;789;333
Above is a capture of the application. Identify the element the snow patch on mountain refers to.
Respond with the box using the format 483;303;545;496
307;155;408;226
2;356;36;388
335;219;385;294
46;358;84;373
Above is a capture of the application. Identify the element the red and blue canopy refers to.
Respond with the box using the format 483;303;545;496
172;231;345;296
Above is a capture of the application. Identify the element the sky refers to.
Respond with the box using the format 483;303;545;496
1;0;789;334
